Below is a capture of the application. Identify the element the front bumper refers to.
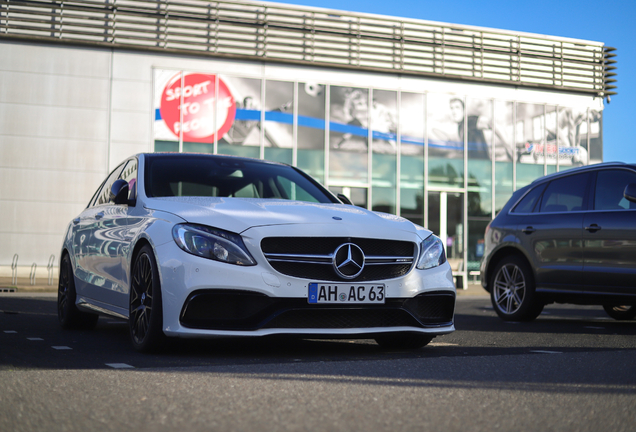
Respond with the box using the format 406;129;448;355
155;228;456;339
180;289;455;331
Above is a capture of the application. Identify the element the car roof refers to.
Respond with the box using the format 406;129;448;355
529;162;636;185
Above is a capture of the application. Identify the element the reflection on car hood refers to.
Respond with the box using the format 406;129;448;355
146;196;431;238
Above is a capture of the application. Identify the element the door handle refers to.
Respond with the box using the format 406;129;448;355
95;212;105;220
521;226;535;234
585;224;602;232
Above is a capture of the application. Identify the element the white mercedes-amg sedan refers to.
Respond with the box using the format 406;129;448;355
58;153;455;352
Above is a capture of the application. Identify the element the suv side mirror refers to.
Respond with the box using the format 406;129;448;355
110;179;130;205
624;183;636;204
337;193;354;205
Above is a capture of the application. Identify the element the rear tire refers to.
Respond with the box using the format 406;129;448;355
58;254;99;330
375;333;434;350
129;245;166;352
489;256;543;322
602;305;636;321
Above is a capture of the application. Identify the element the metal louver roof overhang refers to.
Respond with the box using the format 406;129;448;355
0;0;617;98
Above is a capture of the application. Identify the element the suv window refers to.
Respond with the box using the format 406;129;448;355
538;173;590;213
512;183;547;213
594;169;636;210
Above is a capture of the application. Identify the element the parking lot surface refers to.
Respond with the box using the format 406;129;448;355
1;292;635;432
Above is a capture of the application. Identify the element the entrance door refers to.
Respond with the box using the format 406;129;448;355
428;191;464;284
428;191;464;259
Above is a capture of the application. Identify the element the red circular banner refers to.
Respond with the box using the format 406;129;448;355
160;73;236;143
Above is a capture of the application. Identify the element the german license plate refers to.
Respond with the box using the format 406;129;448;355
308;283;385;304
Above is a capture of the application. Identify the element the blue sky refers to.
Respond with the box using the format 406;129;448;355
270;0;635;163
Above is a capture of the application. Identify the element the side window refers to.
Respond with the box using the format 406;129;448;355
119;159;138;200
594;169;636;210
92;164;126;207
511;183;547;213
539;173;590;213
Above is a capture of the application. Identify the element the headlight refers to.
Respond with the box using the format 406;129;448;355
172;224;256;266
416;235;446;270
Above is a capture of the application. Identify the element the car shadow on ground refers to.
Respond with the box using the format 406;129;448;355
2;295;635;372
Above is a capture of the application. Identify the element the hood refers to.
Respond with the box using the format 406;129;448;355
145;197;431;238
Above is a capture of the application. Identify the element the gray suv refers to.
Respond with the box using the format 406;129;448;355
481;162;636;321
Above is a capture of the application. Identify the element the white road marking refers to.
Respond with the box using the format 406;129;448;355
429;342;459;347
52;346;72;350
27;337;43;341
4;330;17;333
105;363;134;369
530;350;563;354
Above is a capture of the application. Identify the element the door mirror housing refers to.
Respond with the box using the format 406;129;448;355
624;183;636;204
110;179;130;205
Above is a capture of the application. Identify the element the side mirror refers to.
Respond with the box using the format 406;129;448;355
337;193;354;205
624;183;636;203
110;179;130;205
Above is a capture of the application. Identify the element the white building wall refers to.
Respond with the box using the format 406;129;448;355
0;40;605;269
0;41;112;267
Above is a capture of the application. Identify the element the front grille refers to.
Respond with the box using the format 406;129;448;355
179;289;455;331
261;237;415;256
261;237;417;282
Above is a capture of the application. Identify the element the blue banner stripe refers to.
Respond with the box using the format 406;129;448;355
265;111;293;124
298;115;325;129
235;108;260;120
329;122;367;137
155;108;482;151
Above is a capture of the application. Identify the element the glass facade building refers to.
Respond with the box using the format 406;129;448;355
0;0;614;273
153;70;604;278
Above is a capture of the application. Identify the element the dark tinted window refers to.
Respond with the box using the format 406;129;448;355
144;155;336;204
512;183;547;213
594;169;636;210
539;173;590;213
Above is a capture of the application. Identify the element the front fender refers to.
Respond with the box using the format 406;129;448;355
481;238;534;292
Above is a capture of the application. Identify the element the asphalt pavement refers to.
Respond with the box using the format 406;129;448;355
1;290;635;432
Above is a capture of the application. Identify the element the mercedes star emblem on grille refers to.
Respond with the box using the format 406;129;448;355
332;243;365;279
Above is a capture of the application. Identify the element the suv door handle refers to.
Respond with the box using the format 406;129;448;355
521;226;535;234
585;224;602;232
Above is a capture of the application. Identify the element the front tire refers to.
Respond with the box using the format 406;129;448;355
58;254;99;330
602;305;636;321
129;245;166;352
375;333;434;350
490;256;543;321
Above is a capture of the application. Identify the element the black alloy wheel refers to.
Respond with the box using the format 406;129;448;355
58;254;99;330
129;245;166;352
374;333;434;350
602;305;636;321
490;256;543;322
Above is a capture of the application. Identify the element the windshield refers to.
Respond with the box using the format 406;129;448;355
144;154;337;204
